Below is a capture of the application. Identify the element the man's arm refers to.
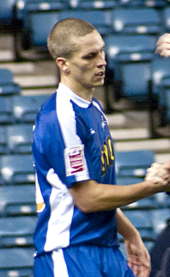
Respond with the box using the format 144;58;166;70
155;33;170;57
116;208;151;277
69;177;170;213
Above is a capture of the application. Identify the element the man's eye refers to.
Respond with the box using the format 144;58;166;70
86;53;96;59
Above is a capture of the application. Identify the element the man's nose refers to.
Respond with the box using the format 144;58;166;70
98;52;107;67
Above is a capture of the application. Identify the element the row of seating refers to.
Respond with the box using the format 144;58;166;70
1;55;170;127
0;143;168;275
0;208;169;252
0;148;154;185
14;6;168;57
20;7;163;47
1;0;169;27
0;94;49;124
0;208;169;275
0;148;169;209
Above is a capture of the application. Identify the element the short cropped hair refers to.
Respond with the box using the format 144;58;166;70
47;18;96;60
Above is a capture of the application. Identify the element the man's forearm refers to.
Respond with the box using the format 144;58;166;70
69;178;168;213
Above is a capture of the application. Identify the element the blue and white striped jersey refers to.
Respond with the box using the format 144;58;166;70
32;83;119;255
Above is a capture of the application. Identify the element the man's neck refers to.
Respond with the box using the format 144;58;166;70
60;78;94;102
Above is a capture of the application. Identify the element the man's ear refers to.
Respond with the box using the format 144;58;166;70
56;57;70;73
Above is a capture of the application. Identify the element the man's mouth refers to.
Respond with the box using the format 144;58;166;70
95;71;105;77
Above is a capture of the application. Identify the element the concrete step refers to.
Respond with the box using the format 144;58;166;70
115;138;170;154
110;128;149;140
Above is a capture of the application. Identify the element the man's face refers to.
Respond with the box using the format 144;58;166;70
67;30;107;92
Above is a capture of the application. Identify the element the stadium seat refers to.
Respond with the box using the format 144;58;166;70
150;208;170;235
0;248;34;277
0;185;36;217
59;10;113;37
151;57;170;125
13;0;68;59
123;197;157;211
0;0;16;26
0;154;35;185
115;149;155;178
0;216;37;248
118;0;166;7
162;6;170;33
154;192;170;209
104;34;157;82
11;94;49;123
123;210;156;240
0;127;8;155
0;96;13;124
6;124;33;154
111;7;162;35
69;0;118;9
116;176;144;186
120;62;152;101
0;69;21;95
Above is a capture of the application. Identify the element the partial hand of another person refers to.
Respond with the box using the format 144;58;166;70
155;33;170;57
145;162;170;192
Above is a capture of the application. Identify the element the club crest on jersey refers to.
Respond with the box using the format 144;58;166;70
101;115;107;129
65;145;86;176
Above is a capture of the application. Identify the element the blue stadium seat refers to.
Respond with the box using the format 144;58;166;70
118;0;166;7
154;192;170;209
0;216;37;248
11;94;49;123
115;149;155;178
69;0;118;9
0;96;13;124
123;210;156;240
0;248;34;277
150;209;170;235
6;124;33;154
0;0;16;26
162;6;170;33
123;197;157;211
111;7;162;35
0;127;8;155
13;0;68;59
151;57;170;125
104;35;157;82
0;154;35;185
0;69;21;95
0;185;36;217
120;62;152;101
59;10;113;37
23;9;60;47
116;176;144;186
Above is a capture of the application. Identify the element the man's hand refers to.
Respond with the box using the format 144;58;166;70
125;237;151;277
155;33;170;57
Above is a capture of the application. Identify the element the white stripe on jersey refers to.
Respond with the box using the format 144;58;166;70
52;249;69;277
57;84;82;148
44;169;74;251
57;83;90;182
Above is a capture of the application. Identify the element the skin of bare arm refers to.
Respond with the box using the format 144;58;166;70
69;178;170;214
116;208;151;277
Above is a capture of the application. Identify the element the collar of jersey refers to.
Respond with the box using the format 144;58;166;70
58;82;92;108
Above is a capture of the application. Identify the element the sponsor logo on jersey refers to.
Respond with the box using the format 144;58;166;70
65;145;87;176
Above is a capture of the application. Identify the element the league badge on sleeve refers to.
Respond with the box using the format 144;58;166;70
64;145;87;176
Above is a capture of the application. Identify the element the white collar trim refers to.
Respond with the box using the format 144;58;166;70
58;83;91;108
